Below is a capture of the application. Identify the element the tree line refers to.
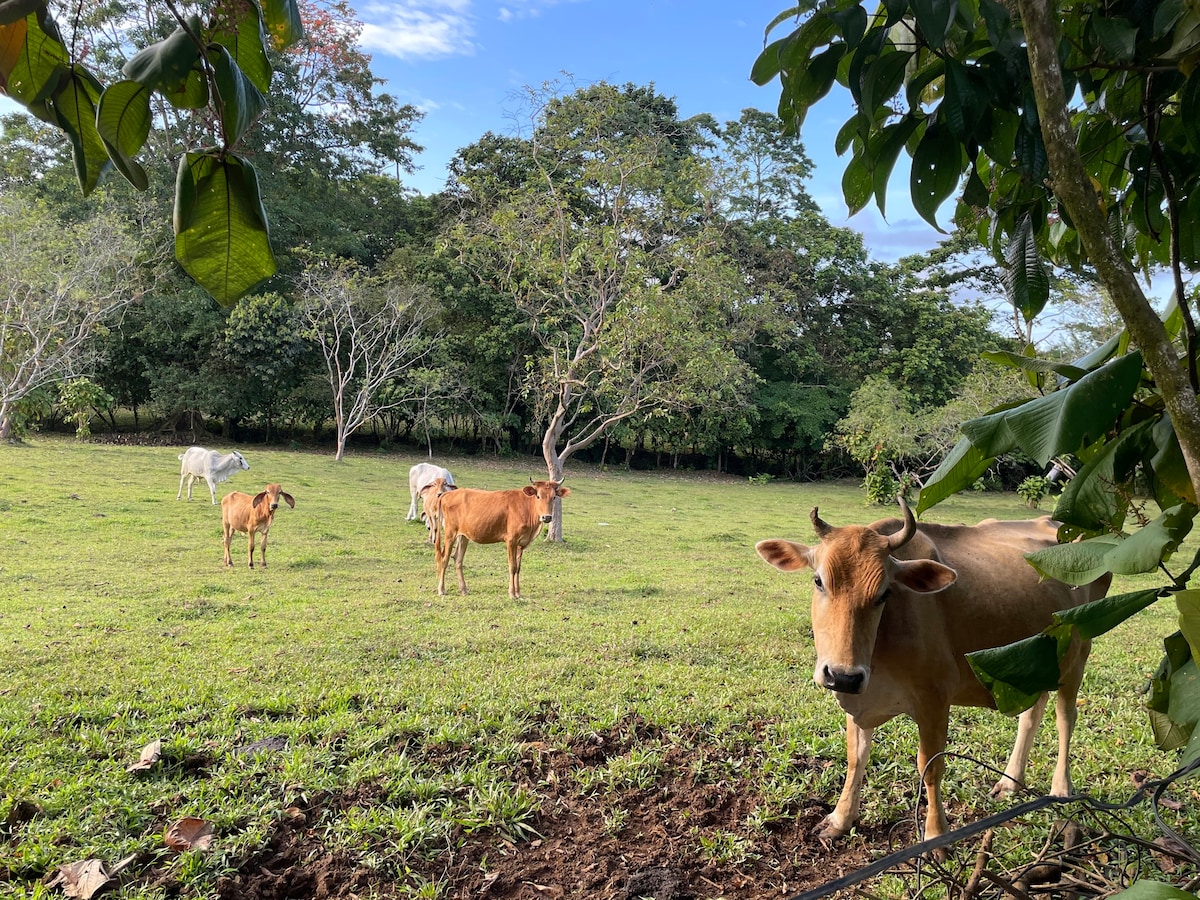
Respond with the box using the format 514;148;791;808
2;0;1095;492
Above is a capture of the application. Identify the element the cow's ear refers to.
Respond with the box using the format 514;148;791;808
756;539;812;572
252;491;268;508
281;492;295;508
522;485;538;496
892;559;957;593
556;487;571;497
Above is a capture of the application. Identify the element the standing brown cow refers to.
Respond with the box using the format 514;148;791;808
221;483;295;569
755;498;1111;846
434;480;569;598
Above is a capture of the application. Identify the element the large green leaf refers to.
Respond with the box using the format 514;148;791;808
96;79;151;191
751;35;792;86
870;117;919;218
1051;589;1160;640
967;634;1060;715
174;151;276;305
916;435;994;514
1180;589;1200;660
970;590;1160;716
1028;504;1196;583
910;121;962;229
910;0;957;51
1002;215;1049;321
859;47;911;115
260;0;304;51
1109;882;1200;899
210;44;267;148
122;17;201;93
1149;415;1197;506
210;0;272;93
1053;419;1153;534
841;149;873;215
0;0;40;27
941;57;982;141
1091;14;1139;61
979;349;1087;381
49;65;108;194
1;9;66;107
1023;534;1122;586
960;351;1143;465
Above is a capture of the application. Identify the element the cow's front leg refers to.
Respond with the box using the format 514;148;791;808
508;543;523;598
820;714;872;839
247;533;256;568
260;529;269;569
434;531;452;595
916;708;951;854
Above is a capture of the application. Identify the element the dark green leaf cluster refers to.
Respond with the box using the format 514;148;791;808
1;0;304;303
755;0;1200;320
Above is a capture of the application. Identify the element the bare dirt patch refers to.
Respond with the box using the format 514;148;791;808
215;724;896;900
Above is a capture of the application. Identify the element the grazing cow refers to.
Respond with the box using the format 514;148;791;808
434;480;570;598
177;447;250;505
407;463;456;522
418;478;454;545
221;484;295;568
755;498;1111;846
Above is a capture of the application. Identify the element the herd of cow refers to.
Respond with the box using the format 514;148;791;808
175;445;1113;850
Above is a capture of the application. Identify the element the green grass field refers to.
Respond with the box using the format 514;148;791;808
0;437;1194;898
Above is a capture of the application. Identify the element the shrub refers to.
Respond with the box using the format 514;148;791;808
1017;475;1052;508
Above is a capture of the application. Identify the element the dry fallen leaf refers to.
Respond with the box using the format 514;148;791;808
164;817;215;852
45;858;110;899
126;740;161;774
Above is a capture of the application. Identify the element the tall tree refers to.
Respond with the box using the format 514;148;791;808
300;260;438;461
0;198;149;441
450;82;755;539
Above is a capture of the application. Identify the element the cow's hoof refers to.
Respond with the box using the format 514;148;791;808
989;778;1019;799
815;816;848;841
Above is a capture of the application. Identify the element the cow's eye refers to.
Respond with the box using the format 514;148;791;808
813;574;825;592
875;587;891;607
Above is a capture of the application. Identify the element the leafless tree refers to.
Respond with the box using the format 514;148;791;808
0;201;148;442
300;262;438;460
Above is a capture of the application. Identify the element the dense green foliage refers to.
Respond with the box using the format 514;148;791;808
756;0;1200;780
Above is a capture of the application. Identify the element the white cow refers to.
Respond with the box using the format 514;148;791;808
407;463;456;522
177;447;250;505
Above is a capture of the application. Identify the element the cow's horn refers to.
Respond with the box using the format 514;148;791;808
810;507;833;538
886;496;917;550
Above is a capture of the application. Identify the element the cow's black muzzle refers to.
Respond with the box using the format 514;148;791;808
821;665;865;694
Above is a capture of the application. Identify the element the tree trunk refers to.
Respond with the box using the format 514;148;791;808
1018;0;1200;501
0;406;14;442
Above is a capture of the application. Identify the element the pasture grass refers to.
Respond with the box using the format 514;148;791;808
0;436;1196;897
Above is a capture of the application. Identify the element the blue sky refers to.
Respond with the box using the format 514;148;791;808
356;0;945;262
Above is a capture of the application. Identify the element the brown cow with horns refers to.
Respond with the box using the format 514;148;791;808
755;498;1111;846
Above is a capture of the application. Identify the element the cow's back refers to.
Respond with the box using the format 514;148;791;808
440;488;533;543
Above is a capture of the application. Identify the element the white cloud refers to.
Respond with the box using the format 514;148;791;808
358;1;477;60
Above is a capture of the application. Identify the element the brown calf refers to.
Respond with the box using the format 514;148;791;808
434;480;569;598
221;483;295;568
756;498;1111;847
